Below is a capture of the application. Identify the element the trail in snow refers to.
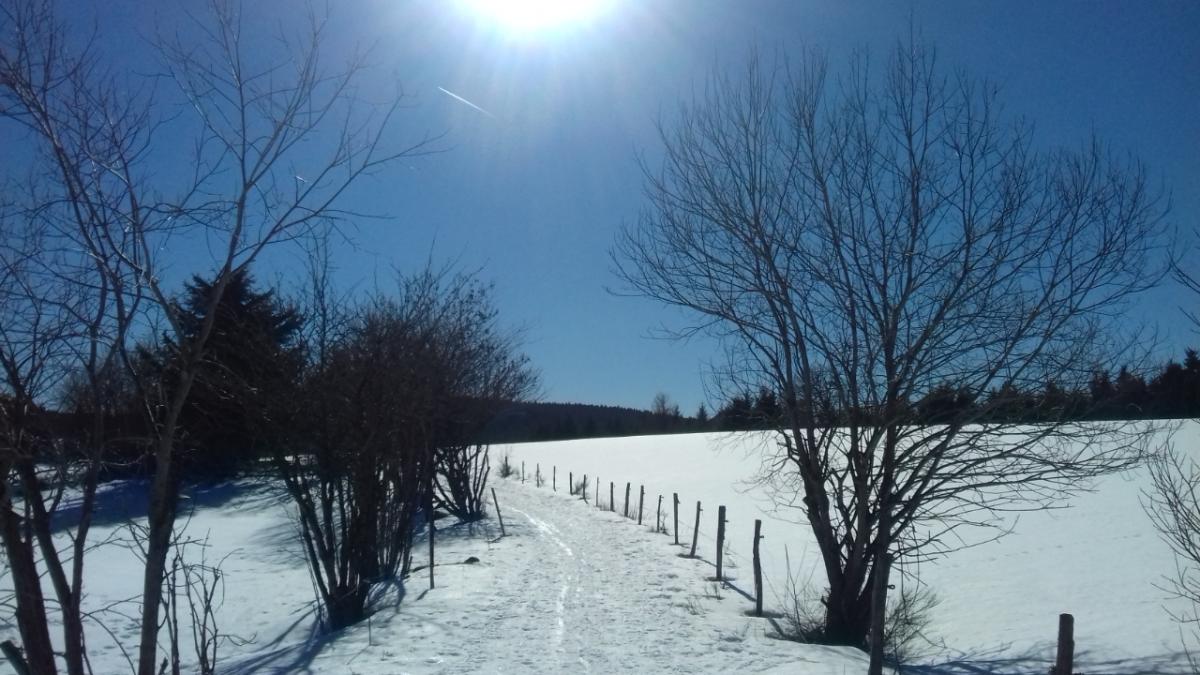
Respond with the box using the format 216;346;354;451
415;482;862;673
235;479;867;674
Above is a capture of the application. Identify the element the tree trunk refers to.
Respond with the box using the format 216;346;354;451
822;577;872;647
136;435;183;675
325;583;368;630
0;505;58;675
18;461;86;675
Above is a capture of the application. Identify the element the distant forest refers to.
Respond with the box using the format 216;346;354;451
486;348;1200;444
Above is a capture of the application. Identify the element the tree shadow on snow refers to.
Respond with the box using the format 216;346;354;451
49;475;286;534
413;516;502;544
219;603;332;675
222;517;505;674
902;643;1191;675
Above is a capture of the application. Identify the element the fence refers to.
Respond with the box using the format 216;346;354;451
496;463;770;619
494;462;1081;674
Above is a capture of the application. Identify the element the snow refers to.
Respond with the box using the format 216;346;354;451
231;485;867;673
3;422;1195;673
502;422;1198;673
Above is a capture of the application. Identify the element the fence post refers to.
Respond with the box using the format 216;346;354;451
553;466;557;492
1054;613;1074;675
638;485;645;525
716;505;727;581
656;494;663;533
521;461;525;484
673;493;680;545
569;472;574;495
428;478;436;590
582;475;588;504
536;463;540;487
753;519;763;616
690;501;702;557
491;487;506;537
595;476;600;507
610;482;615;512
624;482;631;518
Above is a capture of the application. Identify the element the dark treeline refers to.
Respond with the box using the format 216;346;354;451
708;350;1200;432
478;401;704;443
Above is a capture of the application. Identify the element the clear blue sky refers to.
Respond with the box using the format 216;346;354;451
81;0;1200;413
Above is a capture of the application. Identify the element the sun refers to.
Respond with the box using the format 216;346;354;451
462;0;610;34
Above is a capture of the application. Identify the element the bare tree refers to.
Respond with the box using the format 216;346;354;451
0;1;147;671
1176;228;1200;330
1;0;432;670
615;43;1167;667
1144;226;1199;668
1145;448;1200;668
651;392;672;416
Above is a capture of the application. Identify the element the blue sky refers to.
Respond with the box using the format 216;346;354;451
73;1;1200;413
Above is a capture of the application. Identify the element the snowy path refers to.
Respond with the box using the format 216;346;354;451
394;481;862;673
238;478;866;674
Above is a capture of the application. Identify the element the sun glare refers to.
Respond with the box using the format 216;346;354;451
463;0;609;34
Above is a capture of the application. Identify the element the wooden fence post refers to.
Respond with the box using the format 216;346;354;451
610;482;615;512
690;501;702;557
569;472;574;495
638;485;645;525
582;475;588;503
428;479;436;590
553;466;557;492
673;493;680;545
716;505;727;581
624;482;631;518
595;476;600;507
521;461;525;484
491;487;506;537
536;463;540;487
656;494;663;533
1054;613;1074;675
753;519;763;616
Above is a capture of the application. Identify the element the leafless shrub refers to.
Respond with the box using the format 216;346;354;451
497;453;517;480
162;534;253;675
273;261;534;630
773;549;826;643
881;581;940;666
437;444;492;522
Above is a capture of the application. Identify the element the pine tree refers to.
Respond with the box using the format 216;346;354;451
159;269;302;476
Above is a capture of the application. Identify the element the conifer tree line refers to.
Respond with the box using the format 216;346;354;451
706;352;1200;431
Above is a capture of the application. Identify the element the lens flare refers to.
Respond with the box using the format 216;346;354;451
463;0;609;33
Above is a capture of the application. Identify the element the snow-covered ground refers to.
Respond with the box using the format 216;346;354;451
502;422;1199;673
3;423;1195;673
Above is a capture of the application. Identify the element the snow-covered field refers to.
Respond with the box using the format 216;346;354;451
4;423;1195;673
502;423;1199;673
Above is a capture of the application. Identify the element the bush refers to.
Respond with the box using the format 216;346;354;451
774;548;939;664
497;453;517;479
573;475;590;502
880;583;940;665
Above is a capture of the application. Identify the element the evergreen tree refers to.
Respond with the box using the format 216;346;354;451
156;269;302;476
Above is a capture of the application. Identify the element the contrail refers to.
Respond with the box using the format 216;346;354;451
437;86;497;119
